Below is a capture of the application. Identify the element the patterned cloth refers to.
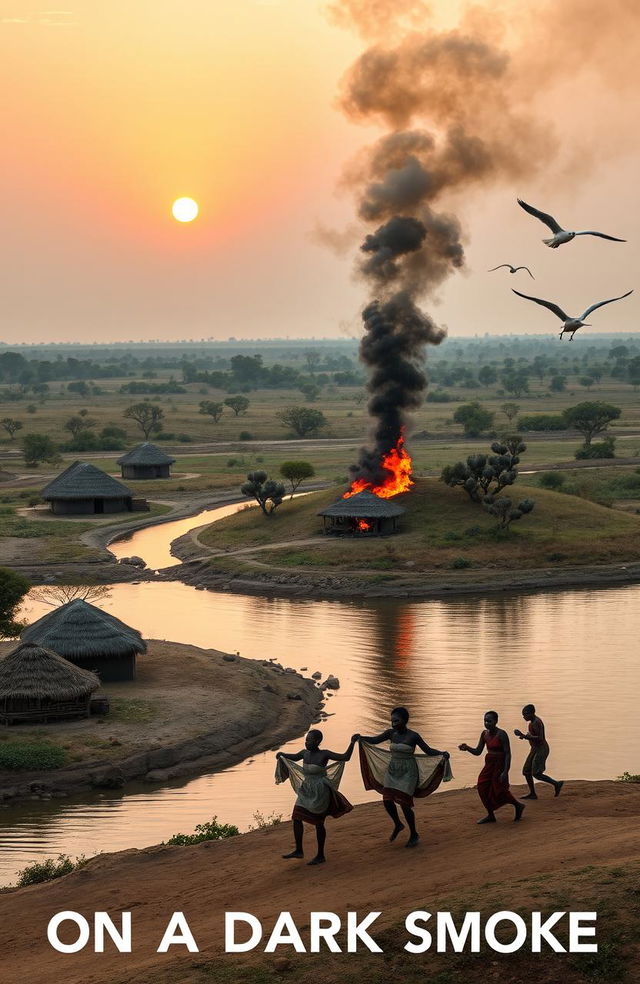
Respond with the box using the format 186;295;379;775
359;740;452;807
275;757;353;825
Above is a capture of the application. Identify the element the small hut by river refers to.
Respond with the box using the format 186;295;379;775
117;443;176;480
42;461;139;515
318;489;405;536
0;642;99;725
21;599;146;682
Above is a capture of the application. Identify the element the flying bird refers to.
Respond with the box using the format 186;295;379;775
511;288;633;340
517;198;626;249
488;263;534;278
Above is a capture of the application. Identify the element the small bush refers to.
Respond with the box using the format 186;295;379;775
451;556;472;569
539;471;566;490
248;811;283;830
426;390;452;403
239;431;254;441
617;771;640;783
464;526;482;537
176;433;192;443
164;816;239;845
154;431;175;440
518;413;566;432
444;531;462;541
575;438;616;459
0;740;67;771
547;552;568;562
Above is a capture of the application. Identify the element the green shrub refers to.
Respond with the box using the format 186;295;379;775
575;438;616;459
451;556;472;569
539;471;566;490
176;433;192;442
0;740;67;771
518;414;566;432
164;816;239;845
617;771;640;783
16;854;88;887
239;431;254;441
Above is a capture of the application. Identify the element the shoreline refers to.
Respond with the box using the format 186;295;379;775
1;780;638;983
0;640;323;807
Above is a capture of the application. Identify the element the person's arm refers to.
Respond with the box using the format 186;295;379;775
326;739;356;762
513;728;529;740
499;730;512;783
415;733;449;758
276;749;304;761
458;732;486;756
354;729;392;745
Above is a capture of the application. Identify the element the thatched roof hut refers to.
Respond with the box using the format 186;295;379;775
318;489;405;536
21;599;146;682
42;461;134;515
117;443;175;480
0;642;99;725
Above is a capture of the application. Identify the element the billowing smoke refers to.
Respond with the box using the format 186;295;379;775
334;0;640;488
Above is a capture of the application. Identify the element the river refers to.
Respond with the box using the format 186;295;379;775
1;503;639;885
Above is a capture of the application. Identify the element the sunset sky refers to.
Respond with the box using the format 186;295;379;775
1;0;638;342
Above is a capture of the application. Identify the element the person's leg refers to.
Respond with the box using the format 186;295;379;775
534;771;564;796
308;823;327;865
282;818;304;859
383;799;405;841
521;749;537;799
401;804;419;847
477;782;497;823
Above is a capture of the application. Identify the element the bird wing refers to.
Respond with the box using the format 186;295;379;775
511;289;568;321
488;264;512;271
514;266;535;279
580;290;633;320
574;231;626;242
517;199;563;233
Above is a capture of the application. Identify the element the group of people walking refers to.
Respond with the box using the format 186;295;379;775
275;704;563;865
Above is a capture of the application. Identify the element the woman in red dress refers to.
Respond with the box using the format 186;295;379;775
459;711;525;824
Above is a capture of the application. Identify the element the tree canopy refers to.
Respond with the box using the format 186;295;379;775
563;401;621;445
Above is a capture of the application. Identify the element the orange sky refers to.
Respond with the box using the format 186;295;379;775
0;0;638;341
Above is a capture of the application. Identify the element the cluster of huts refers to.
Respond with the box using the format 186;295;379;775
41;443;175;515
0;600;146;726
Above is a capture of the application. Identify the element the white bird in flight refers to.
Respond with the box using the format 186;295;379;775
517;199;626;249
512;288;633;340
488;263;534;278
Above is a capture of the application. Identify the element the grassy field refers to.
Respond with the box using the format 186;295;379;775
198;477;640;574
2;371;640;450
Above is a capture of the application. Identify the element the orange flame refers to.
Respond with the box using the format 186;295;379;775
344;433;413;499
356;519;371;531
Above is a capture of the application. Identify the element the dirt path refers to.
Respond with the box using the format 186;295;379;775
0;780;638;983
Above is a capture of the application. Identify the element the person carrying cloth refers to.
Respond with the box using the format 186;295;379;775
354;706;452;849
275;729;355;865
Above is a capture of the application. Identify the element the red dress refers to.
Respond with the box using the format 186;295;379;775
477;731;519;812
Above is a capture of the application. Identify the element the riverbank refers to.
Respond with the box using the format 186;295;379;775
0;640;323;806
1;780;638;984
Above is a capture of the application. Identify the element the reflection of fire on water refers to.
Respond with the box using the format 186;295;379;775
344;432;412;500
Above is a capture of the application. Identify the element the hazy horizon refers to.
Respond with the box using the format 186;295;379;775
1;0;638;343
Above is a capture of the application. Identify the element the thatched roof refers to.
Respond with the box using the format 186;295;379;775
21;599;147;659
42;461;132;500
117;442;175;466
318;489;406;518
0;643;99;700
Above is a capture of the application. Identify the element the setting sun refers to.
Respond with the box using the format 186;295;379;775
171;197;199;223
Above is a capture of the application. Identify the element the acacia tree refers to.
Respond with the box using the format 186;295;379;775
562;401;621;446
277;406;327;437
1;418;22;441
30;584;111;608
279;460;315;498
224;395;250;417
441;437;527;503
240;471;285;516
64;415;96;437
123;402;164;439
199;400;225;424
500;402;520;425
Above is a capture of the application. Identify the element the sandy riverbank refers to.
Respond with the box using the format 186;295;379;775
0;640;323;805
0;780;638;984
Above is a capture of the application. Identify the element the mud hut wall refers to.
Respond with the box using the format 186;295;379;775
73;653;136;682
121;463;171;480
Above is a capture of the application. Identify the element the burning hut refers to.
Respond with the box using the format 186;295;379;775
42;461;145;515
318;489;405;536
117;443;175;480
21;599;146;682
0;642;99;725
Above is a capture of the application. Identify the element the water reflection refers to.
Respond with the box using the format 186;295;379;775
2;512;640;884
